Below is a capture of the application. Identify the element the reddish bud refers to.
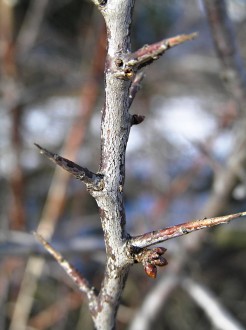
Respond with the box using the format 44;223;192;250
154;256;168;267
154;247;167;255
144;263;157;279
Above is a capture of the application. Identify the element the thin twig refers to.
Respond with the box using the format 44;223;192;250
16;0;49;56
130;211;246;248
203;0;246;103
127;33;197;70
181;277;245;330
10;23;106;330
0;231;104;256
35;143;104;191
129;274;179;330
114;33;197;79
34;232;98;312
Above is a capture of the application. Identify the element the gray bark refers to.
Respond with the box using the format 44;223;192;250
90;1;135;329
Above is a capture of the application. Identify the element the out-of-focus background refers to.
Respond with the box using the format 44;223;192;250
1;0;246;329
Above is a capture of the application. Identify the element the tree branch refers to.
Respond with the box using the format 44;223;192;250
34;232;98;314
114;33;197;79
35;143;104;191
130;211;246;248
0;231;104;256
181;277;245;330
203;0;246;103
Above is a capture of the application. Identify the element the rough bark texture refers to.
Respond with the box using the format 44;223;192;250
90;1;135;328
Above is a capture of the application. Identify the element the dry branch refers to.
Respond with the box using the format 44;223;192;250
34;232;98;314
130;211;246;248
10;23;106;330
114;33;197;79
181;278;245;330
203;0;246;102
35;143;104;191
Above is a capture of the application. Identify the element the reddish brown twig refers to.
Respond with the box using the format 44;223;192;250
114;33;197;79
127;33;198;70
130;211;246;248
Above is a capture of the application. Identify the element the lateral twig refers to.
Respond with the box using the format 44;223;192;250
128;33;197;70
34;232;98;312
114;33;197;79
203;0;246;102
35;143;104;191
130;211;246;248
181;277;245;330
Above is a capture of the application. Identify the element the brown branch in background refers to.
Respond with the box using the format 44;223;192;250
9;22;107;330
0;1;26;231
35;144;104;191
0;230;104;256
203;0;246;103
16;0;49;56
29;291;82;330
9;105;26;230
130;211;246;248
199;0;246;218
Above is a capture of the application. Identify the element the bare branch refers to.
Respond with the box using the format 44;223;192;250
129;33;197;68
114;33;197;79
35;143;104;191
203;0;246;103
181;277;245;330
130;211;246;248
0;231;104;256
129;274;180;330
34;232;98;313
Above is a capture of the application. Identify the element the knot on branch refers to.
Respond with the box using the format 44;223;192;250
114;57;135;80
131;114;145;126
130;246;168;279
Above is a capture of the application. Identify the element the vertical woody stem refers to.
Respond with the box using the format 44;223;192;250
91;1;135;329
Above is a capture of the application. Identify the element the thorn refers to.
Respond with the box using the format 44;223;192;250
167;32;198;48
